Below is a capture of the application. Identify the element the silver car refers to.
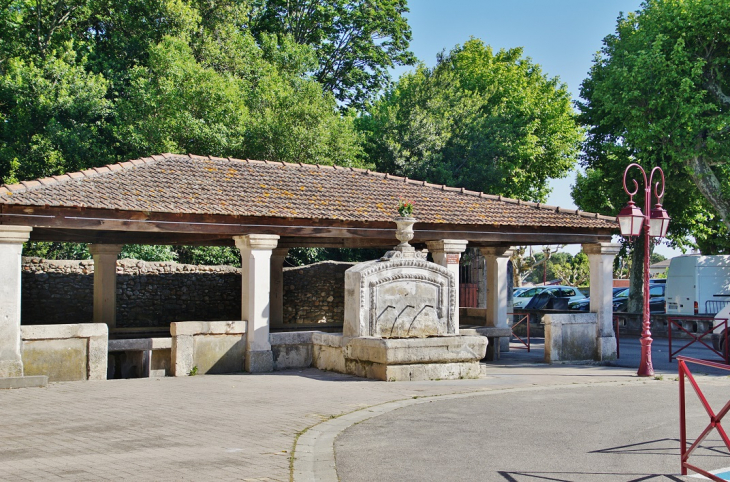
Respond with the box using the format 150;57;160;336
512;285;587;309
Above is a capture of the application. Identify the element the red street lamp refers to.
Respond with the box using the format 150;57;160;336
617;163;670;377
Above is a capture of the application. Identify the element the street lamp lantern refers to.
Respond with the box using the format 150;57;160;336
618;200;644;237
649;203;671;238
620;163;669;377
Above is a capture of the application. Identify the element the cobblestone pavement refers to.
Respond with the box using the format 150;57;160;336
0;361;655;481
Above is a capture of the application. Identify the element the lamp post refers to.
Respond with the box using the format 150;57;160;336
617;163;670;377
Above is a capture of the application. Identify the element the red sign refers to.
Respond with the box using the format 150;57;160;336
446;253;460;264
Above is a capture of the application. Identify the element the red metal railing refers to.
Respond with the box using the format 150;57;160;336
668;317;729;365
508;312;530;352
678;356;730;480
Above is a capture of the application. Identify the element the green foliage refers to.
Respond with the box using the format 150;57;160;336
249;0;416;109
285;247;386;266
0;0;368;184
359;39;583;201
175;246;241;266
522;250;589;287
120;245;178;262
575;0;730;253
0;42;113;183
22;241;91;260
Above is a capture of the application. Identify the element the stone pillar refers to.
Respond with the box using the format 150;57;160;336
583;242;622;361
89;244;123;330
270;248;289;329
481;247;513;353
234;234;280;372
426;239;468;330
0;226;32;378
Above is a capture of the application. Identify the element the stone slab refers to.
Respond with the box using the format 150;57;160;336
245;349;274;372
170;321;246;336
344;360;485;381
313;344;346;373
108;337;172;351
544;313;599;363
459;326;512;337
21;323;107;340
272;343;312;370
270;331;316;345
312;332;345;348
345;336;487;365
0;375;47;389
22;338;88;382
193;334;245;374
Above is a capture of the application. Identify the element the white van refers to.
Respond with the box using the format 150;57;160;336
665;255;730;316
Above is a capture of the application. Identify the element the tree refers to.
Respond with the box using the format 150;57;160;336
1;0;369;262
358;39;583;201
1;0;367;185
249;0;416;109
0;41;113;183
574;0;730;309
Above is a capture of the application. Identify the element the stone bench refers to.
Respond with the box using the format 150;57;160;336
108;337;172;378
21;323;108;382
459;326;512;361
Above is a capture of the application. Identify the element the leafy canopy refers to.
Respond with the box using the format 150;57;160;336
249;0;415;110
358;39;583;201
0;0;368;185
574;0;730;254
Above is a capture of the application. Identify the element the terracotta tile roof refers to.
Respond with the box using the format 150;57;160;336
0;154;617;229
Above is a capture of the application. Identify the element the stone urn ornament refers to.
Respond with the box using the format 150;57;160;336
395;197;415;247
382;198;426;260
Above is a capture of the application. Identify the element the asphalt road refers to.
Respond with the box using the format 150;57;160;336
335;379;730;482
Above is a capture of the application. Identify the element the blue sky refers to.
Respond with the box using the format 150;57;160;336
391;0;682;257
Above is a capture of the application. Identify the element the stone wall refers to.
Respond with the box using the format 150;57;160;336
283;261;354;325
21;258;352;328
22;258;240;327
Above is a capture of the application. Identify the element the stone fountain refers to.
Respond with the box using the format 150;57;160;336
311;217;487;381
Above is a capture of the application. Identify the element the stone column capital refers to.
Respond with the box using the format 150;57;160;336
479;247;513;258
234;234;280;251
425;239;469;254
88;243;123;256
0;226;32;244
582;242;621;256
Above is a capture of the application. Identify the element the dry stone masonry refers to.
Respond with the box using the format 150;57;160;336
21;258;351;327
283;261;353;324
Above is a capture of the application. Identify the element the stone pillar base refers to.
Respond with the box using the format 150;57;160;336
245;350;274;373
596;335;617;362
0;376;47;389
0;360;24;378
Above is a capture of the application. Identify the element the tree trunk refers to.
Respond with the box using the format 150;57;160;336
686;155;730;233
628;236;647;313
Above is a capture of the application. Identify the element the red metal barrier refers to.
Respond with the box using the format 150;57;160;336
508;312;530;352
678;356;730;480
668;317;729;365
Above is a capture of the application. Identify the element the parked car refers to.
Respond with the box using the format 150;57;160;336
612;283;666;313
512;287;529;298
512;285;587;309
569;287;631;311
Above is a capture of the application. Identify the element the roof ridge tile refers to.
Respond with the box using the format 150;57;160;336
38;177;58;187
